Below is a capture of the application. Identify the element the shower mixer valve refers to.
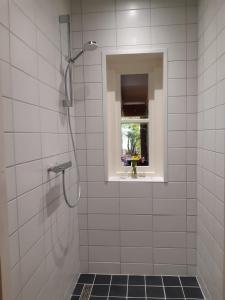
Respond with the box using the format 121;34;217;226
47;161;72;174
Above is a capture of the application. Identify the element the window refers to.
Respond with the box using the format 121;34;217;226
103;50;167;181
121;74;149;167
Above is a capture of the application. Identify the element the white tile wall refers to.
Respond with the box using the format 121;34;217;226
5;0;223;298
0;0;80;299
72;0;198;275
117;9;150;28
197;1;225;300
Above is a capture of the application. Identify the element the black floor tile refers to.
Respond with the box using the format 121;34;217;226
146;286;164;298
183;287;204;299
109;297;126;300
163;276;181;286
146;276;163;286
128;285;145;297
91;285;110;296
73;284;83;295
94;274;111;285
90;297;107;300
147;298;164;300
74;274;204;300
180;276;199;287
111;275;128;285
165;287;184;298
128;298;145;300
78;274;95;284
129;275;145;285
109;285;127;297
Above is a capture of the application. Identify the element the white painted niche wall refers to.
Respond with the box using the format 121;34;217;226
102;49;168;182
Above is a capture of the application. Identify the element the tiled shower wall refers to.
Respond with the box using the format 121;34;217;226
197;0;225;299
72;0;198;275
0;0;80;299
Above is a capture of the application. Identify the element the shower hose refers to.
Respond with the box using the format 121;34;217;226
62;61;81;208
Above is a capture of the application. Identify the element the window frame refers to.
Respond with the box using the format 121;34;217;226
117;71;153;173
102;48;168;182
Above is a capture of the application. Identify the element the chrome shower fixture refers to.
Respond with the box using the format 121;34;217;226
58;15;98;208
69;41;98;63
84;40;98;51
63;40;98;108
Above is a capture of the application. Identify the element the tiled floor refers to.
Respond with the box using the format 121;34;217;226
71;274;204;300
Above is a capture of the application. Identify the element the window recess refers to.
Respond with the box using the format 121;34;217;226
102;49;168;182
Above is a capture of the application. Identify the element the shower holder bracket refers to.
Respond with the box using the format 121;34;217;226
59;14;70;24
63;99;72;107
48;161;72;174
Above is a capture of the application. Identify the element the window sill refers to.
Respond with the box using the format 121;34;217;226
108;176;165;182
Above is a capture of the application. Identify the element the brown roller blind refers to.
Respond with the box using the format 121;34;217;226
121;74;148;118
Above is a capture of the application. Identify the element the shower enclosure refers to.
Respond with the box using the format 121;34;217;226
0;0;224;300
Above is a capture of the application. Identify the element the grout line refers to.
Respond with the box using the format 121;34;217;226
78;5;196;15
107;274;112;299
114;0;117;49
178;275;186;300
126;275;128;299
185;0;189;276
88;274;96;300
75;283;202;287
161;276;166;299
79;0;90;273
195;276;206;300
127;275;130;299
144;275;147;299
76;23;198;33
118;180;122;274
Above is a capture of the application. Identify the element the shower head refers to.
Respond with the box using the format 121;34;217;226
70;40;98;63
83;41;98;51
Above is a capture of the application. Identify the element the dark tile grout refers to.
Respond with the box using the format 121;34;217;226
72;274;205;300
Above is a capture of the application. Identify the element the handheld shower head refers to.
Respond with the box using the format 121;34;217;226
70;40;98;63
83;41;98;51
